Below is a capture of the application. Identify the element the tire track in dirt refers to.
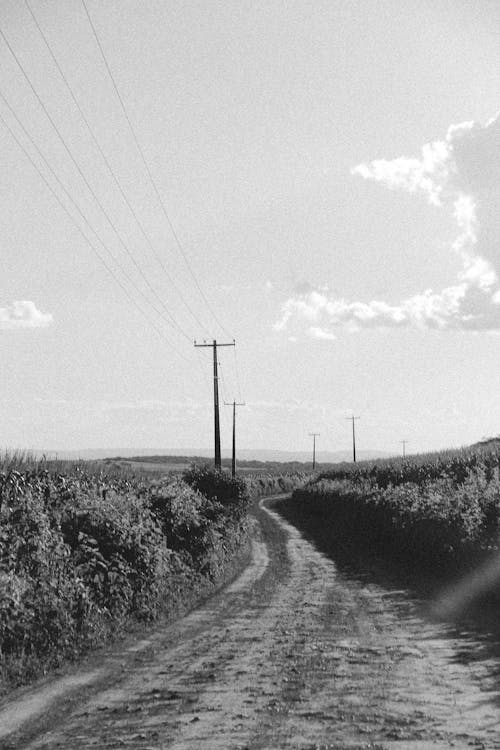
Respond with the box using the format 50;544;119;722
2;495;500;749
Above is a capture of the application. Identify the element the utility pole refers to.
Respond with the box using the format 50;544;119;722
400;440;408;458
346;415;360;462
309;432;320;471
225;400;245;477
194;339;235;470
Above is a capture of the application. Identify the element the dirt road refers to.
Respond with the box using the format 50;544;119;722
1;495;500;749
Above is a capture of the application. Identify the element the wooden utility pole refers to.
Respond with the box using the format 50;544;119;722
225;400;245;476
346;415;360;462
194;339;235;469
309;432;320;471
400;440;408;458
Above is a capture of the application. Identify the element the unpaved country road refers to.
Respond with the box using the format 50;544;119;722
2;495;500;750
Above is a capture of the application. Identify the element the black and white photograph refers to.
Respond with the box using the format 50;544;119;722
1;1;500;747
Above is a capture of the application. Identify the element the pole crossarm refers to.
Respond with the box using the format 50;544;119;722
194;340;235;348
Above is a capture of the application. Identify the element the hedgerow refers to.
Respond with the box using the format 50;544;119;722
0;463;252;694
292;444;500;570
245;471;308;498
183;465;251;519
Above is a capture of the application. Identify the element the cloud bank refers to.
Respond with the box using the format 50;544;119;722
0;301;53;329
275;113;500;336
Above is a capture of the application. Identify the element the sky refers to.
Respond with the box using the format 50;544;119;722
1;0;500;456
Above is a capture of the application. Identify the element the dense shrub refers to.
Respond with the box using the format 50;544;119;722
146;478;230;578
147;479;209;550
183;465;251;519
245;472;308;498
292;447;500;570
316;442;500;490
0;463;252;694
60;490;174;621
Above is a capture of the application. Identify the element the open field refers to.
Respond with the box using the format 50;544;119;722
101;454;331;476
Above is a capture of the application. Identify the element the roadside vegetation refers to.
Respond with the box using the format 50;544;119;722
291;442;500;571
0;458;248;694
0;454;305;695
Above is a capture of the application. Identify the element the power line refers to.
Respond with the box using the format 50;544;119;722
0;85;188;350
0;22;191;343
0;108;189;362
0;106;175;350
25;0;210;338
81;0;232;339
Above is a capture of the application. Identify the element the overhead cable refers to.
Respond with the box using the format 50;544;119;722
0;85;188;350
0;109;190;362
25;0;210;338
0;22;192;342
81;0;232;339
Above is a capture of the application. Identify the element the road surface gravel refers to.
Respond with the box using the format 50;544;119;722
1;494;500;749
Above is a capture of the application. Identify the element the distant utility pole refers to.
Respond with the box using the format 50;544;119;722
194;339;235;470
346;415;360;462
309;433;320;471
225;400;245;477
400;440;408;458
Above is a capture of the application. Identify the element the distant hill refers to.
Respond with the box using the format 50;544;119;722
235;449;392;463
35;447;393;464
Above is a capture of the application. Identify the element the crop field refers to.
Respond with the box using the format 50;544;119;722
291;440;500;572
102;454;315;477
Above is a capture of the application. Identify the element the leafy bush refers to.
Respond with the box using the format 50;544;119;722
292;449;500;570
245;472;308;498
183;465;251;519
147;479;208;550
0;462;253;694
60;490;173;621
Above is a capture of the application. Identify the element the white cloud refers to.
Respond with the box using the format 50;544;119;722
308;326;337;341
276;113;500;335
351;139;452;206
0;300;53;329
